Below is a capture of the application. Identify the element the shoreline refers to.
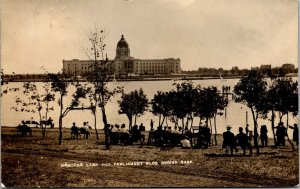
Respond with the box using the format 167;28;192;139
3;74;298;82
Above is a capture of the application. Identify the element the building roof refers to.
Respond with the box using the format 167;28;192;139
117;35;129;48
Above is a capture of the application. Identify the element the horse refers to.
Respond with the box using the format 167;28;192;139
16;125;32;137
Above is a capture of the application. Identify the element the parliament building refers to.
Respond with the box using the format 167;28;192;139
63;35;181;76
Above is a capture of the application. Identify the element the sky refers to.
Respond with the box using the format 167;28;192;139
1;0;298;74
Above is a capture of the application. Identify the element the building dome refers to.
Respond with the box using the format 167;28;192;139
117;35;129;48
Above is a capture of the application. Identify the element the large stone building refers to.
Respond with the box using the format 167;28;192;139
63;35;181;76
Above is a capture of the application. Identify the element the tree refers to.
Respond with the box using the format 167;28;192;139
83;27;123;149
118;88;149;130
151;91;172;128
12;82;55;137
70;83;99;139
234;70;267;154
171;81;198;130
268;77;298;150
195;87;228;145
48;72;73;145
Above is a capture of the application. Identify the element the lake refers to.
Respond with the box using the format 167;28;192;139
1;78;297;138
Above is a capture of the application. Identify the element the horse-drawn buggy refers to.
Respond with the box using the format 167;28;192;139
16;121;32;137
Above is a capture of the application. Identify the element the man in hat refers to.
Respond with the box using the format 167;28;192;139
222;125;237;155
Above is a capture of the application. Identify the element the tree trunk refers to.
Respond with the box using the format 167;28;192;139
58;115;63;145
271;109;276;145
101;106;110;149
134;115;137;126
93;111;99;140
160;116;165;127
38;110;45;138
214;114;217;145
128;116;132;131
58;95;63;145
251;107;259;154
286;112;294;151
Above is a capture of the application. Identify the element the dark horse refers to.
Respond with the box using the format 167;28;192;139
17;125;32;137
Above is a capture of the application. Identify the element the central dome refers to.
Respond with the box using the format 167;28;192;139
117;35;129;48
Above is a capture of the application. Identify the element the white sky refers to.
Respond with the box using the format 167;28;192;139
1;0;298;74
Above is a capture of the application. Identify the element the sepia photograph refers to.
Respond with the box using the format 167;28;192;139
1;0;298;187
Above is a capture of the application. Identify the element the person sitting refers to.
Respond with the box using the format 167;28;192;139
119;124;130;145
110;125;120;144
236;127;252;155
71;122;79;139
86;121;92;130
80;122;89;139
222;125;237;155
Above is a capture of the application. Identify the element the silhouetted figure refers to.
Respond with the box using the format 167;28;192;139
236;127;252;155
110;125;120;144
119;124;129;145
203;125;211;146
289;124;298;146
80;122;89;139
150;119;154;131
131;124;144;145
276;122;286;146
222;126;237;155
47;117;54;128
139;123;145;131
260;125;268;147
71;122;79;139
17;120;32;137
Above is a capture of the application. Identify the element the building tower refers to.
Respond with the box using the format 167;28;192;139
115;35;130;59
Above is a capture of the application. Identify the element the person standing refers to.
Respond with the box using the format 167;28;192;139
289;124;298;146
236;127;252;155
276;122;286;146
150;119;154;131
222;126;237;155
260;125;268;147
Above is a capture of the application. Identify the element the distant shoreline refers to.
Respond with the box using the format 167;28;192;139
3;74;298;82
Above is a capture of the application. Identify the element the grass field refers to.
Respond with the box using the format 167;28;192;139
1;126;299;187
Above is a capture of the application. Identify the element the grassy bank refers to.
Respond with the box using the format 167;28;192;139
1;127;298;187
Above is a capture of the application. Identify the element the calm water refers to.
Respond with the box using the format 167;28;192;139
1;78;298;138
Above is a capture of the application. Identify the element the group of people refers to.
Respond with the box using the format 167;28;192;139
222;126;252;155
108;123;145;145
222;122;299;155
70;122;91;139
